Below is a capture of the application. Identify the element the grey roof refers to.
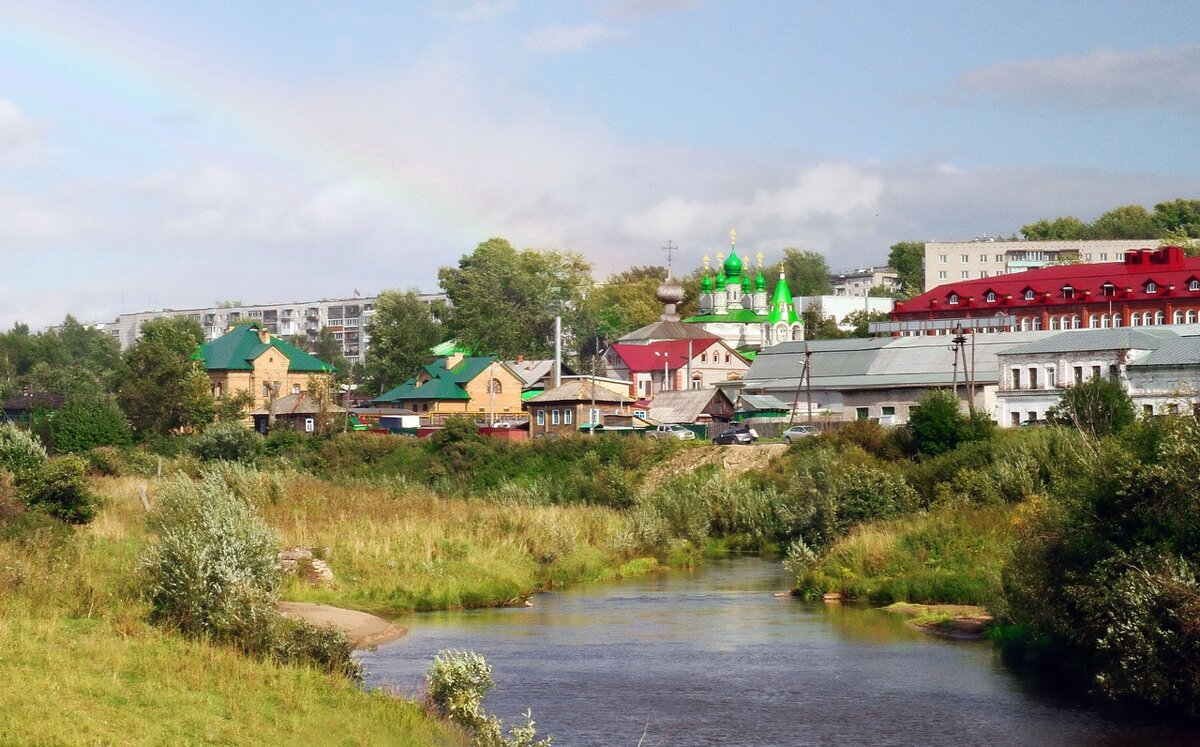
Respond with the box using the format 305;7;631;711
995;328;1178;357
250;392;345;416
736;393;793;411
1129;336;1200;367
526;379;633;405
647;389;729;423
618;319;720;343
503;359;557;389
743;331;1057;391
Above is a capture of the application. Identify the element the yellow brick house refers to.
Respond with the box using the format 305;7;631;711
197;323;336;410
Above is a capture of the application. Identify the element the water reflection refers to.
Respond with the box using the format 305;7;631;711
360;558;1200;746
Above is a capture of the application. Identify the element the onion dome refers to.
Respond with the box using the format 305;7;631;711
723;251;743;279
741;274;752;292
755;271;766;291
716;272;727;290
701;275;713;292
655;275;686;306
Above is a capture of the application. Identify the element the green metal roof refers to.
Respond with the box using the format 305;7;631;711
197;323;334;373
685;308;767;323
429;339;474;356
372;355;499;404
766;274;799;324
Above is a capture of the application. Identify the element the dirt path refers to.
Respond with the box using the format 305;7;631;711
642;443;788;492
277;602;407;649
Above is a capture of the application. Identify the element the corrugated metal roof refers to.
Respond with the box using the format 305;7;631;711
736;393;792;411
618;319;720;342
995;328;1178;356
648;389;727;423
250;392;345;416
1130;336;1200;367
526;379;632;404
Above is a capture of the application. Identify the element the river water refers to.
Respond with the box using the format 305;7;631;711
360;558;1200;746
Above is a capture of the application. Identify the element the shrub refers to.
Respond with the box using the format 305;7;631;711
191;421;265;464
0;422;47;473
17;455;96;524
1046;376;1135;437
45;394;132;453
427;650;551;747
906;389;992;456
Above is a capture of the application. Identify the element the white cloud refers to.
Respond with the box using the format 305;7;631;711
0;98;47;167
523;23;617;55
433;0;517;22
960;45;1200;111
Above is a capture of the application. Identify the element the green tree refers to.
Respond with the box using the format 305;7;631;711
46;394;132;453
908;389;972;456
842;309;891;338
312;327;349;381
800;300;843;340
1046;376;1135;438
578;266;667;347
439;238;592;359
886;241;925;299
765;248;833;297
363;290;446;393
1020;216;1089;241
1088;204;1160;240
116;317;214;437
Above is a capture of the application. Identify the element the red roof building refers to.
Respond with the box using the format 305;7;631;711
605;338;749;398
893;246;1200;332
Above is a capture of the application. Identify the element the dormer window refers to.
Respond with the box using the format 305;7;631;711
1061;285;1075;300
1023;289;1035;301
1146;281;1158;294
985;291;997;303
1190;279;1200;291
948;293;960;305
1102;283;1116;297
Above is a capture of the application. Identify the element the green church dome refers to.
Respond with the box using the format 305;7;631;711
723;251;743;279
741;274;752;292
716;272;727;290
701;275;713;292
754;271;766;291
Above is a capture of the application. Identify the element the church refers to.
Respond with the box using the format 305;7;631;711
684;231;805;352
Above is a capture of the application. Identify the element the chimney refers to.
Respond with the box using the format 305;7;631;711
516;354;524;364
258;328;270;345
446;352;464;368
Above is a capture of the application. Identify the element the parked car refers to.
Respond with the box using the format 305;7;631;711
713;425;757;445
646;423;696;440
781;424;819;443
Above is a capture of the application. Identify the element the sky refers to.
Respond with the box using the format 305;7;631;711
2;0;1200;329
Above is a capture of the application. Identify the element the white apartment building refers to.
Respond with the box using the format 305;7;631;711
795;295;895;332
923;239;1155;293
99;293;445;366
831;266;899;297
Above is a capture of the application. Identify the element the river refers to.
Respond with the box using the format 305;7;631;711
359;558;1200;746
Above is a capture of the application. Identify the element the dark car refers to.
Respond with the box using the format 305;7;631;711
713;426;757;445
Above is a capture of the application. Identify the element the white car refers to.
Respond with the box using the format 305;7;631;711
781;425;819;443
646;424;697;440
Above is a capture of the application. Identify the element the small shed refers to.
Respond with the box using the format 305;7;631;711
251;392;345;434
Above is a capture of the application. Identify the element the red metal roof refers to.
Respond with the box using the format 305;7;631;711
609;339;721;372
896;246;1200;316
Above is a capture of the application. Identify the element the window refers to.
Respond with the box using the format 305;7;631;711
551;410;560;425
1074;366;1083;385
487;378;502;394
938;271;947;280
1144;404;1154;417
995;254;1004;263
1142;312;1152;326
985;291;996;302
1155;311;1165;325
981;271;989;278
563;408;573;425
939;254;947;264
1130;313;1140;327
1047;368;1056;388
1109;364;1118;380
1011;412;1021;427
1189;310;1197;324
1146;281;1158;294
948;293;959;305
724;353;730;363
1175;311;1185;324
1089;315;1099;328
960;254;970;262
961;271;970;279
1061;286;1074;299
1085;254;1093;262
1050;316;1060;330
1102;283;1115;297
979;254;987;263
1092;365;1102;380
1027;411;1038;423
291;383;301;395
536;410;545;426
1100;253;1108;261
1012;368;1022;389
701;352;707;362
1020;318;1031;331
1113;314;1122;327
1024;289;1035;301
1100;314;1110;329
882;406;895;416
856;407;869;420
1190;279;1200;291
262;382;272;398
1028;367;1039;389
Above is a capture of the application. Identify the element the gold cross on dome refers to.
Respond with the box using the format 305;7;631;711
717;252;724;266
756;251;764;269
703;255;711;270
729;229;737;246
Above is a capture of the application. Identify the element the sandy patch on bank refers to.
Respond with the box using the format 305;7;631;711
277;602;407;649
882;602;994;640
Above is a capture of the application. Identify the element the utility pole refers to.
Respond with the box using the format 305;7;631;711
805;341;814;425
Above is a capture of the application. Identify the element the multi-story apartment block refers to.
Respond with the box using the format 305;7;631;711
923;239;1154;292
831;265;899;297
97;293;445;366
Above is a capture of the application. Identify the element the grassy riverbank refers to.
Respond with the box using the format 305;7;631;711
0;494;465;746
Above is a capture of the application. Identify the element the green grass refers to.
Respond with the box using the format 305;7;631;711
796;504;1020;608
